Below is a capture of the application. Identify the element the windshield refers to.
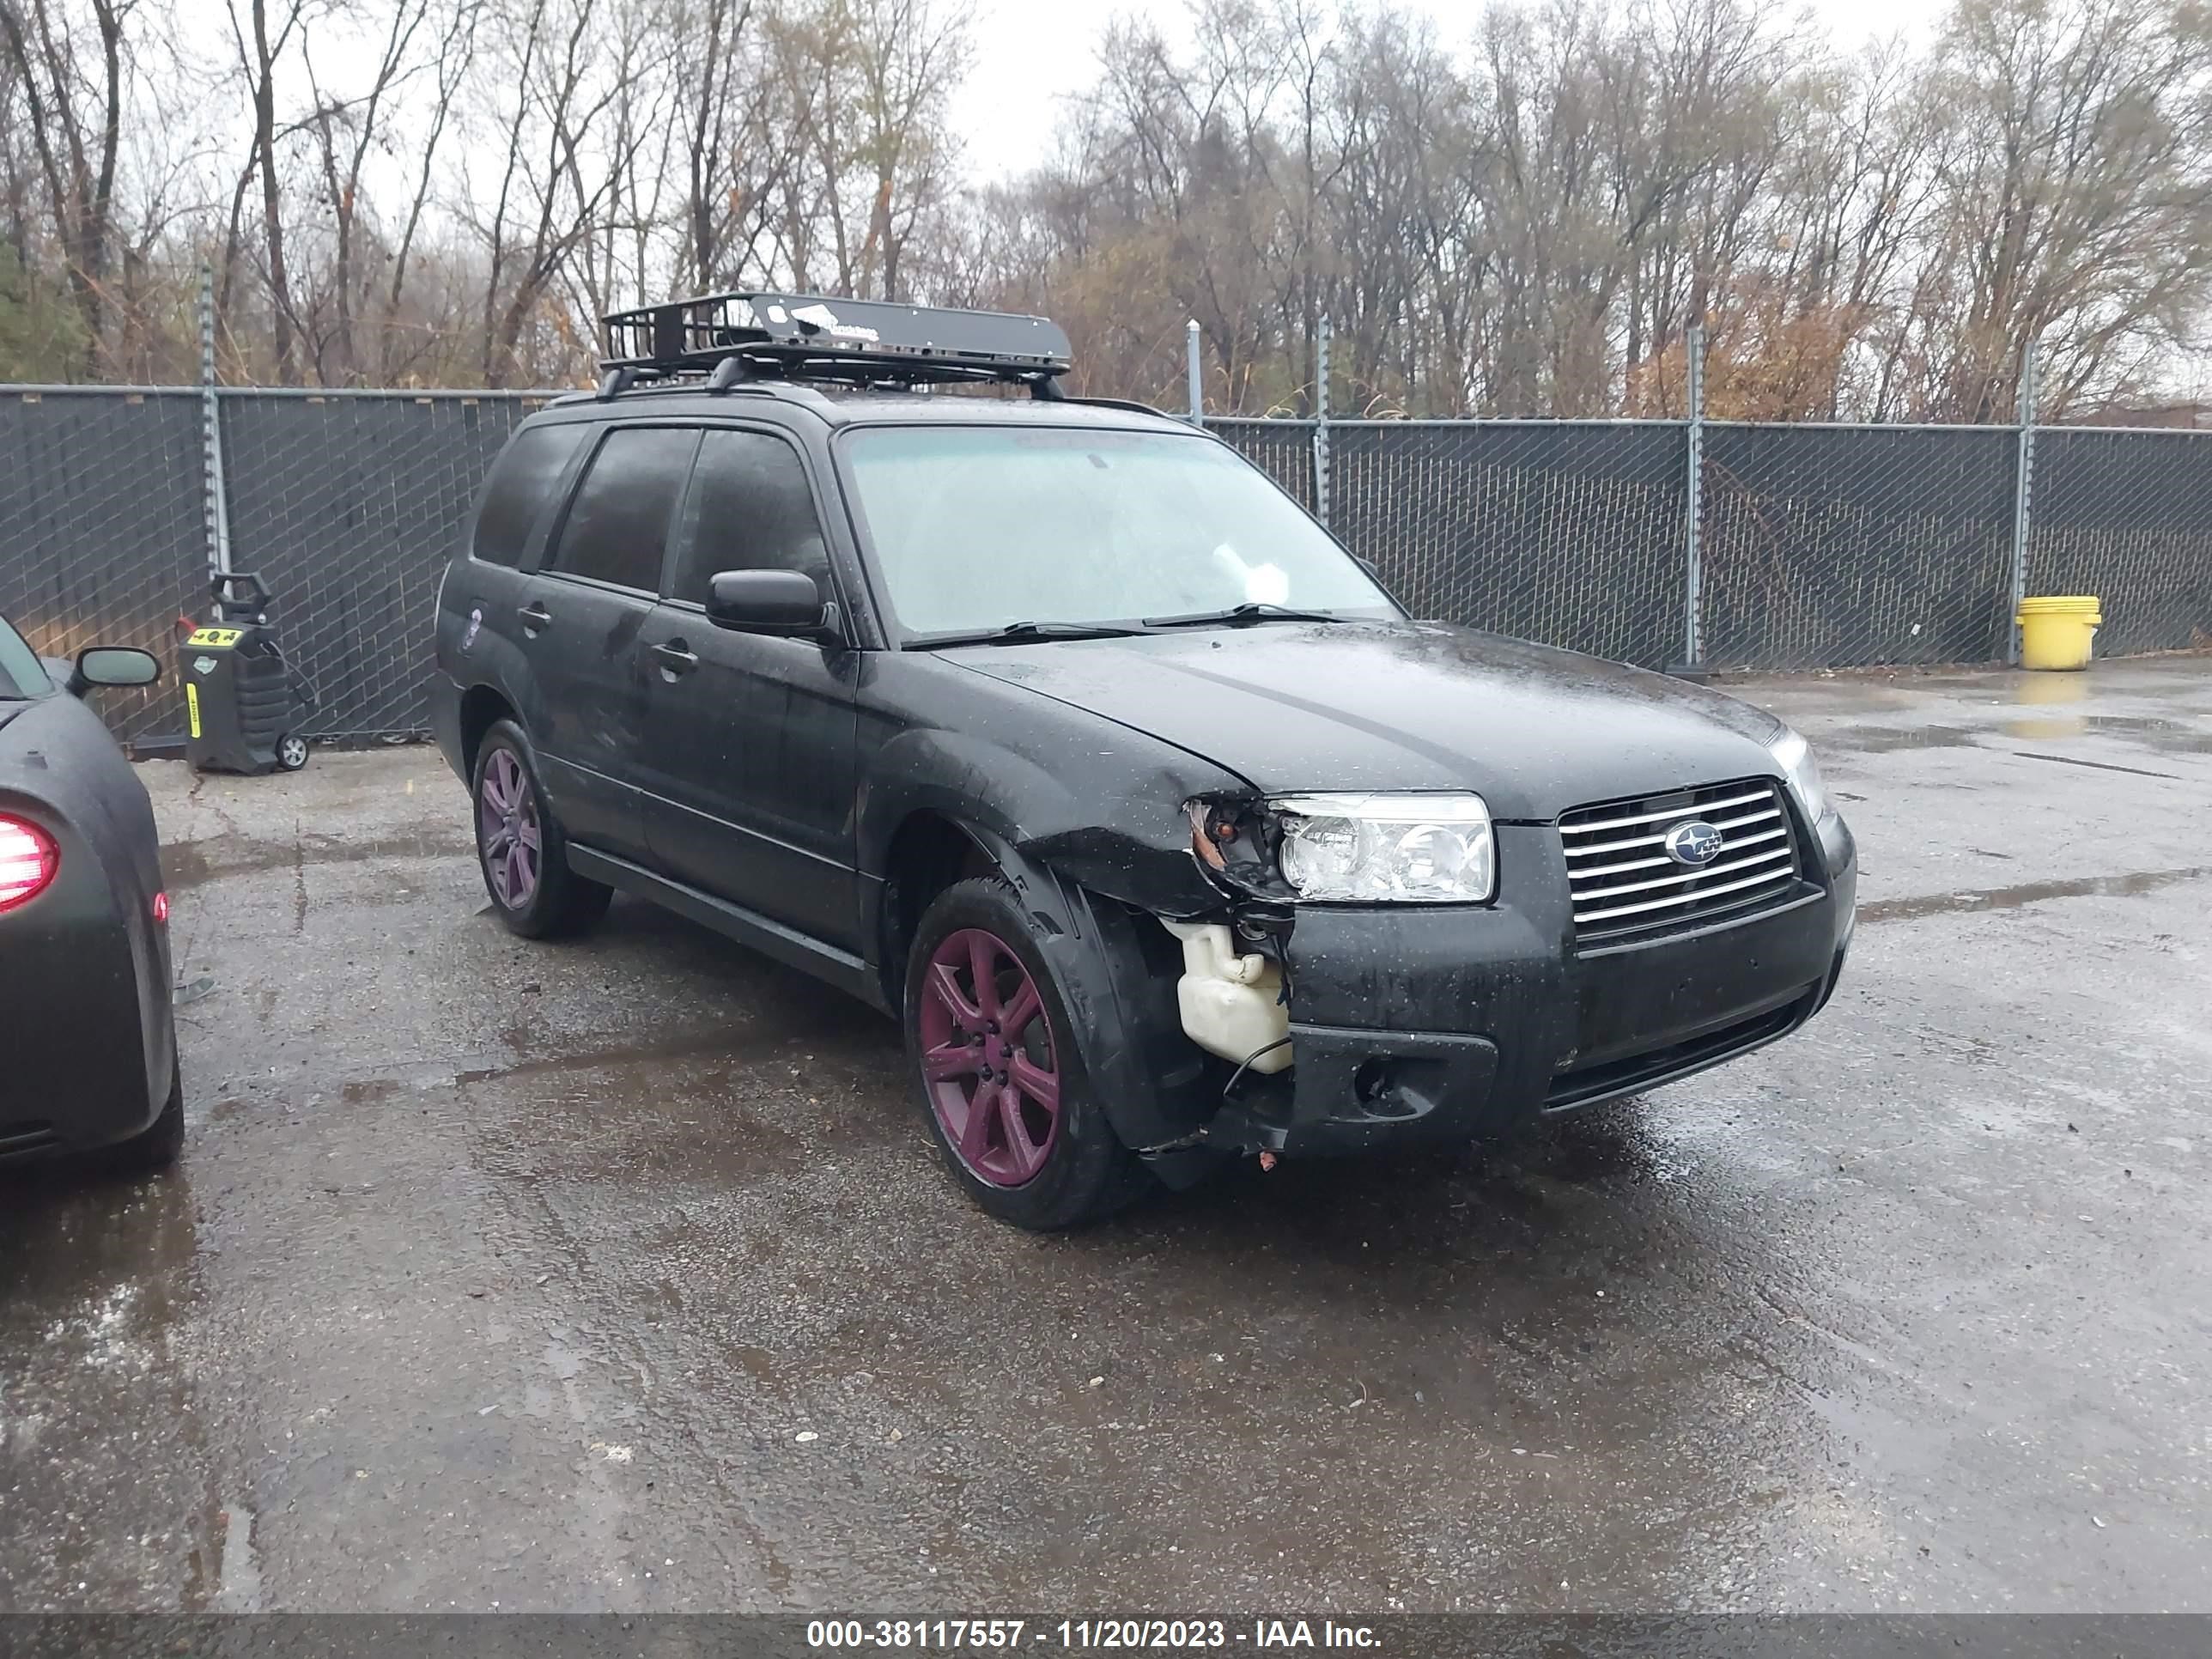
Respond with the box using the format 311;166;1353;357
0;615;48;698
840;426;1398;638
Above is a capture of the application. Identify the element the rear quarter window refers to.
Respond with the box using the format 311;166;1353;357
472;422;589;567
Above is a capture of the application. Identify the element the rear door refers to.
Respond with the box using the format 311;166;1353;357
520;424;700;858
636;425;862;948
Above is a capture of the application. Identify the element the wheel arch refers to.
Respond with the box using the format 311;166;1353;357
877;809;998;1009
458;684;520;781
880;811;1217;1158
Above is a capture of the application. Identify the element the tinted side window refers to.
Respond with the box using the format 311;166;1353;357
0;614;49;697
670;429;830;605
473;422;587;567
545;428;698;592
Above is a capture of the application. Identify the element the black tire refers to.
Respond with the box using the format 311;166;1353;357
275;732;311;771
110;1054;185;1174
471;719;612;939
902;875;1152;1231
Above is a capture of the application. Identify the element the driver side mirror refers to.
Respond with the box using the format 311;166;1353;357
705;570;838;642
70;646;161;697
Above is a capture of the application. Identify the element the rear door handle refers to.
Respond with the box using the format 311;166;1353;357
518;602;553;635
651;640;700;677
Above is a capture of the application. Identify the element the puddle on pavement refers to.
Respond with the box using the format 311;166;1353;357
1826;724;1984;752
2000;676;2212;749
2002;713;2210;746
0;1164;217;1607
211;1499;265;1612
1861;864;2212;923
162;830;477;892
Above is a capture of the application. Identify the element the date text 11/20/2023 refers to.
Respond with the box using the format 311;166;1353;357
805;1622;1381;1650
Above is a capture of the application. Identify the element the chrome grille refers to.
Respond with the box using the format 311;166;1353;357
1559;778;1802;944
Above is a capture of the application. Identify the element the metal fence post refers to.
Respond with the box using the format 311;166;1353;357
199;262;233;584
1680;322;1705;672
1185;319;1203;427
1313;314;1332;528
2008;341;2039;665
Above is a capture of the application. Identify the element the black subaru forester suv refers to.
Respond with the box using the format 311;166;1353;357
431;293;1855;1229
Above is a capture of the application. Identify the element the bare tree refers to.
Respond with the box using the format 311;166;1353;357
0;0;131;370
1913;0;2212;420
382;0;480;380
224;0;310;381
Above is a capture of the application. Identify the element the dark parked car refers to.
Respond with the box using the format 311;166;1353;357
431;293;1854;1229
0;613;181;1171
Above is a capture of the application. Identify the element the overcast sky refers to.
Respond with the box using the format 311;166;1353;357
947;0;1936;181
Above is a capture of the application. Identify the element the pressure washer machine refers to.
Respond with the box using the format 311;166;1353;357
180;572;314;775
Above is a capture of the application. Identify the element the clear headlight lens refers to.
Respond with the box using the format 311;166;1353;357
1272;792;1494;902
1769;726;1832;823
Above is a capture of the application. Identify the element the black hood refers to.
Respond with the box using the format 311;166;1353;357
944;621;1789;821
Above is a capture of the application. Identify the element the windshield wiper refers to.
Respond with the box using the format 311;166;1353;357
1141;603;1349;629
908;620;1151;649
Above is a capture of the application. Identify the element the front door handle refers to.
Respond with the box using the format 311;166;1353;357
651;640;700;678
518;602;553;636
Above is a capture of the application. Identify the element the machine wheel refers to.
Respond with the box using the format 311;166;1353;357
903;876;1151;1231
471;719;612;939
109;1056;185;1174
275;732;311;771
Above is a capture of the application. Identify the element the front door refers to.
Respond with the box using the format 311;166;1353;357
522;424;700;858
638;426;861;950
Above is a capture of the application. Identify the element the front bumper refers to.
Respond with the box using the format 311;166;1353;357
1201;815;1856;1156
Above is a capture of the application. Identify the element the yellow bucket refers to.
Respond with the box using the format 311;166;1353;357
2016;594;2101;671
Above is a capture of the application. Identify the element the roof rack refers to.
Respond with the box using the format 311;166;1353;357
599;291;1073;397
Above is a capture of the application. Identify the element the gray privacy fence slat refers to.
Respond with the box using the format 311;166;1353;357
1314;421;1686;668
2025;428;2212;659
3;386;2209;750
0;391;207;744
1209;418;1316;512
1696;423;2019;672
216;392;538;738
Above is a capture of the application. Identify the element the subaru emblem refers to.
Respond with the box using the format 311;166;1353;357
1663;819;1725;866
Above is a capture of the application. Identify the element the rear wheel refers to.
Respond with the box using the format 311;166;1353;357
471;720;611;939
275;732;310;772
903;876;1149;1230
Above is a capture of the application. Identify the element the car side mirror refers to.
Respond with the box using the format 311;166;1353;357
705;570;837;641
70;646;161;696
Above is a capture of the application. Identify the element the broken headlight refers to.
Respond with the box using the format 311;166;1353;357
1269;792;1495;903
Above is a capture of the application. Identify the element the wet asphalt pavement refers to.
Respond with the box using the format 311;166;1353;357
3;659;2209;1613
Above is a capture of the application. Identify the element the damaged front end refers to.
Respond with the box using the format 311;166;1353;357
994;785;1516;1178
1143;792;1521;1163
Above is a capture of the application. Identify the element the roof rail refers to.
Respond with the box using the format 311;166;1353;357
599;291;1073;395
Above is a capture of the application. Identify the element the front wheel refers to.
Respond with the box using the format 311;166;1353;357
471;720;611;939
275;732;310;772
903;876;1150;1230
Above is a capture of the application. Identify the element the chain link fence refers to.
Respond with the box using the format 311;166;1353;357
0;390;207;744
2026;428;2212;659
1698;423;2021;672
3;380;2209;749
217;392;540;738
1321;421;1689;666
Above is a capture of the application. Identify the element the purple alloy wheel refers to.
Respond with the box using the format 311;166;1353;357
915;927;1062;1187
478;748;543;909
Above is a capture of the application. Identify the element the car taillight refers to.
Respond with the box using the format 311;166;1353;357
153;890;170;924
0;816;59;913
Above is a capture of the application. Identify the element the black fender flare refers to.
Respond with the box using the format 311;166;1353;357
949;823;1222;1158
